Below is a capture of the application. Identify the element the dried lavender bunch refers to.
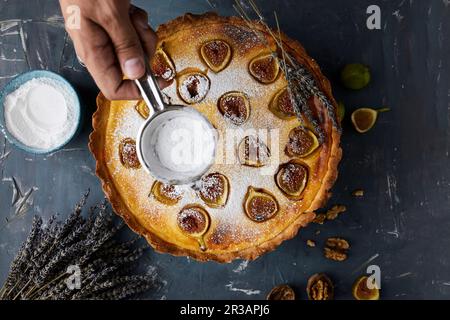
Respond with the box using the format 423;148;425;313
0;192;156;300
232;0;341;142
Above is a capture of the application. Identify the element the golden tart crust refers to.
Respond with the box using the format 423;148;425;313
89;13;342;263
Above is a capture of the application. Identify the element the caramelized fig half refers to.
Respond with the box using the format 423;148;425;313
135;100;150;119
177;205;210;237
200;40;232;73
151;181;183;206
244;187;279;222
249;53;280;84
119;138;141;169
218;91;250;126
275;160;308;200
352;276;380;300
178;72;210;104
285;127;320;158
238;135;270;167
270;87;297;120
198;173;230;208
151;48;176;81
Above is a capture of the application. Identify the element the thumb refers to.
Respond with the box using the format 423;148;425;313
102;14;145;80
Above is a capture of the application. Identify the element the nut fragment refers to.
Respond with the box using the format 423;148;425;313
119;138;140;169
151;181;183;206
306;273;334;300
178;72;210;104
198;173;229;208
313;214;326;225
266;285;295;300
151;48;176;81
238;135;270;167
244;187;279;222
249;53;280;84
306;240;316;247
352;189;364;197
218;91;250;126
352;276;380;300
135;100;150;119
200;40;232;72
324;237;350;262
275;160;308;200
269;87;296;120
285;127;320;158
325;205;347;221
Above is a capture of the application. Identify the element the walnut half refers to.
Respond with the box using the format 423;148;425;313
324;237;350;262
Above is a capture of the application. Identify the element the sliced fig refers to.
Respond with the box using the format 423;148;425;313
275;160;308;200
200;40;232;73
218;91;250;126
249;53;280;84
238;135;270;167
151;181;183;206
285;127;320;158
198;173;229;208
270;87;297;120
352;276;380;300
119;138;140;169
178;72;210;104
244;187;279;222
151;48;176;81
177;205;211;251
135;100;150;119
177;205;210;236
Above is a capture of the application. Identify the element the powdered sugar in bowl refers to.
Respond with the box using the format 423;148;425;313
0;70;81;154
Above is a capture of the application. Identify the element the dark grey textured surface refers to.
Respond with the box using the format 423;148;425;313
0;0;449;300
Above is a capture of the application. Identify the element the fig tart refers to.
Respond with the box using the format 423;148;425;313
89;13;342;262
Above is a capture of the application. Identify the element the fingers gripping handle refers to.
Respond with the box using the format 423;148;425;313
135;71;166;113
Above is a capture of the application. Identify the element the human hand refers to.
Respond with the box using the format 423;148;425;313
60;0;159;100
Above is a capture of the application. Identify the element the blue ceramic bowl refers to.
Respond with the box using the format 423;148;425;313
0;70;82;154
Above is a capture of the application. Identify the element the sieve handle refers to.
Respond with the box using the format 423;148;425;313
134;71;166;113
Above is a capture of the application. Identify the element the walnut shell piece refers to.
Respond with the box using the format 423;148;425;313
200;39;232;72
178;72;210;104
306;273;334;300
249;53;280;84
352;276;380;300
238;135;271;167
119;138;141;169
285;127;320;158
324;237;350;262
275;160;308;200
266;284;295;300
270;87;297;120
244;187;279;222
151;181;183;206
151;48;176;81
198;173;230;208
218;91;250;126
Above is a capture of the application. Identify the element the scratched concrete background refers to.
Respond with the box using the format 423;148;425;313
0;0;449;300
